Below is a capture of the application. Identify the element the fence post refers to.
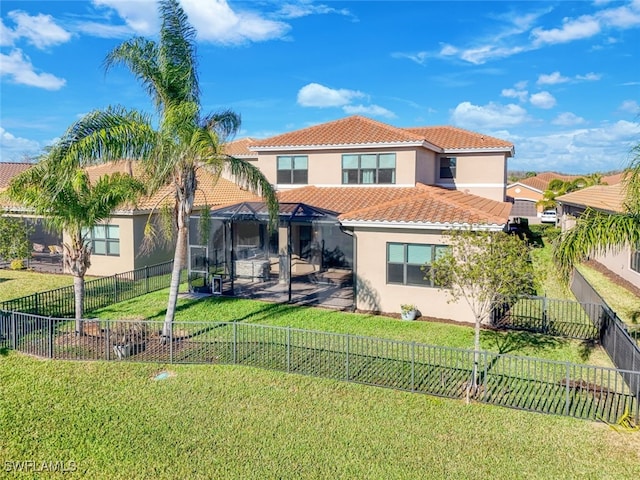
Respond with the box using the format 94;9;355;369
345;334;350;382
145;266;150;293
105;319;110;361
411;342;415;392
286;327;291;373
564;362;571;416
233;322;237;365
169;324;173;364
48;317;54;359
113;276;119;304
542;297;548;333
11;312;17;350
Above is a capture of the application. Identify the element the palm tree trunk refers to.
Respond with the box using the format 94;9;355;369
74;275;85;336
161;207;189;341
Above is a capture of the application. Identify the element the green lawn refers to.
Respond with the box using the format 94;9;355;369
90;290;613;367
0;269;76;302
1;352;638;480
577;264;640;326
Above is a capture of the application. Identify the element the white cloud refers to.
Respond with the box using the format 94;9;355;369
501;88;528;102
0;49;66;90
276;3;355;20
4;10;72;49
537;71;570;85
529;91;556;109
92;0;158;35
297;83;365;107
0;127;42;161
510;120;640;173
392;51;429;65
552;112;586;126
343;104;396;118
532;15;601;45
575;72;602;81
619;99;640;114
450;101;529;129
91;0;291;44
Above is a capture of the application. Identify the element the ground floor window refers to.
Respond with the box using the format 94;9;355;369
83;224;120;256
387;242;447;287
631;248;640;273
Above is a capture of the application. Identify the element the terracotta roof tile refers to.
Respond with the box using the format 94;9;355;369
277;184;510;226
251;116;513;153
0;162;33;190
252;116;431;149
515;172;581;192
403;126;513;150
223;137;258;158
556;184;626;213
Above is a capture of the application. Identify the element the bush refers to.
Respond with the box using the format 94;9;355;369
9;259;24;270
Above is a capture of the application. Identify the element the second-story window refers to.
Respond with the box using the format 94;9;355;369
342;153;396;184
277;156;308;184
439;157;457;179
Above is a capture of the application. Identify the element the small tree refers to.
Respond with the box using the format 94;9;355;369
430;229;535;399
0;216;32;267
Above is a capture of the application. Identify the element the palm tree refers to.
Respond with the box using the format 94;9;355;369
554;144;640;277
50;0;278;340
7;155;145;334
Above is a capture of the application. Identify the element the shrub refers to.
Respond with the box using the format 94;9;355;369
10;259;24;270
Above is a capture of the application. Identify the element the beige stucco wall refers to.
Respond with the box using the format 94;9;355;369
506;184;541;202
254;147;420;188
437;153;507;201
595;248;640;290
353;227;476;324
65;213;173;277
415;149;436;185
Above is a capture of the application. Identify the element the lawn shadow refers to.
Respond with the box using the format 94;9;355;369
0;346;10;356
482;329;567;356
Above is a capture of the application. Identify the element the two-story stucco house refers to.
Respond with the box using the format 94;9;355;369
190;115;515;323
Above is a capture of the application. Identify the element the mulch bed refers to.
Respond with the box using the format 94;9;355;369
584;260;640;298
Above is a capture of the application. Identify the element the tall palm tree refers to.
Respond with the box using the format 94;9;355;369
7;155;145;334
554;144;640;277
51;0;278;339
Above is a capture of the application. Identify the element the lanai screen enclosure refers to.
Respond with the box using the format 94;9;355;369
188;202;353;304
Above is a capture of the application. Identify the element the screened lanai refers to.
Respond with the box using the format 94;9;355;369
188;202;354;309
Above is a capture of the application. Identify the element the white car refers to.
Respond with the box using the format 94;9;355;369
540;210;557;224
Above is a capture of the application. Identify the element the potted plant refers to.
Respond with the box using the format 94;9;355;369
400;304;417;321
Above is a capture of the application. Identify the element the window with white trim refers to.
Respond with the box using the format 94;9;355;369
631;248;640;274
277;156;308;184
83;224;120;256
439;157;457;179
342;153;396;184
387;243;448;287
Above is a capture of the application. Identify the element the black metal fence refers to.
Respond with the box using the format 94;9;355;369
492;296;601;340
1;313;638;424
0;261;176;318
570;269;640;397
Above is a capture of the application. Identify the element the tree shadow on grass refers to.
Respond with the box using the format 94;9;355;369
0;347;10;356
482;329;568;356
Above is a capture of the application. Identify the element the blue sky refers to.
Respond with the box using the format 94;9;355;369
1;0;639;174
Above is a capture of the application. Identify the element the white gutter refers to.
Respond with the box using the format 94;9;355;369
338;220;506;232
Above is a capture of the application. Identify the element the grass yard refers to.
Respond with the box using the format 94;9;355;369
1;352;638;480
90;290;613;367
0;269;76;302
577;263;640;326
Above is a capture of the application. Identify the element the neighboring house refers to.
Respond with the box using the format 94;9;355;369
556;183;639;290
506;172;580;218
192;115;514;322
1;162;260;277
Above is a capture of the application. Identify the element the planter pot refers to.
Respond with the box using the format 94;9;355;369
113;344;131;359
401;310;416;321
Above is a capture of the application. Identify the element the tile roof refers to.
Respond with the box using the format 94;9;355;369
223;137;258;158
1;161;260;213
602;172;624;185
0;162;33;190
514;172;581;192
556;183;626;213
250;115;513;154
403;126;513;150
277;184;510;227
